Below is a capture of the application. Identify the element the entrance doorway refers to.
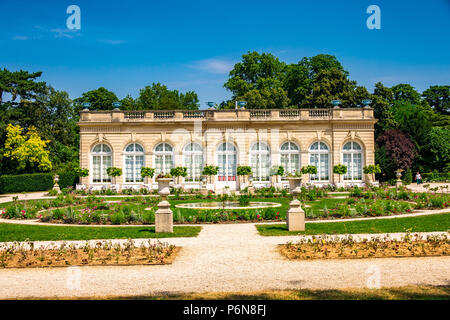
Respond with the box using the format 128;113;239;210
217;142;237;190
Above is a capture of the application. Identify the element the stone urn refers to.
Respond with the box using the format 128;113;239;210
286;177;302;194
155;177;173;233
395;169;404;187
52;175;61;193
286;177;305;232
156;177;172;198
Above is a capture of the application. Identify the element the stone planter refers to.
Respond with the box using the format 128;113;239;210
155;177;173;233
286;177;302;194
75;183;86;191
156;178;172;196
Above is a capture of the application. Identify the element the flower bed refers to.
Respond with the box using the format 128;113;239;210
0;239;178;268
172;207;283;224
280;233;449;260
304;198;415;219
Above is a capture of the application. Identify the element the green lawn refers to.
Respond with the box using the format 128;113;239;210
0;223;201;242
256;212;450;236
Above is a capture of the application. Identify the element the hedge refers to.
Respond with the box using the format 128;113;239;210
422;172;450;182
0;171;78;194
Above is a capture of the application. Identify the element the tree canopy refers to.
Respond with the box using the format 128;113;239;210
0;51;449;178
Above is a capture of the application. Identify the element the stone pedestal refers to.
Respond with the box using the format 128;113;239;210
200;187;208;196
53;175;61;193
287;198;305;231
396;179;403;188
155;200;173;233
52;184;61;193
155;178;173;233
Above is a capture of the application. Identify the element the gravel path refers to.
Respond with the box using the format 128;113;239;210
0;223;448;299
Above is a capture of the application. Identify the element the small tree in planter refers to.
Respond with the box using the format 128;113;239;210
74;167;89;186
140;167;155;184
201;165;219;184
106;167;122;185
363;164;381;183
237;166;252;176
301;165;318;176
237;166;253;190
269;165;284;185
170;167;187;188
333;164;347;184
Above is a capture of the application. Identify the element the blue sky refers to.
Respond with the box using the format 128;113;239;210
1;0;449;107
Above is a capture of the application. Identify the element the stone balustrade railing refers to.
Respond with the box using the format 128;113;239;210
80;108;375;123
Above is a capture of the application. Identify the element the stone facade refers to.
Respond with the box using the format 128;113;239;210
78;108;377;191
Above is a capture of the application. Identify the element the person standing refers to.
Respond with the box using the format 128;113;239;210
415;171;422;184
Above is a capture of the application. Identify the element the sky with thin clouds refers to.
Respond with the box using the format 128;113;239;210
0;0;449;108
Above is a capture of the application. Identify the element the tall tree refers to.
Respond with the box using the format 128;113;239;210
376;129;416;171
305;68;357;108
422;85;450;115
3;124;52;173
299;54;348;80
74;87;118;112
391;84;421;105
371;82;397;136
0;68;47;104
283;63;311;106
224;51;287;100
136;83;199;110
427;127;450;171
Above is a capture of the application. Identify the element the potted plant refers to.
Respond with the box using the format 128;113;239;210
269;165;284;186
140;167;155;185
286;165;317;192
201;165;219;185
74;167;89;190
170;167;187;187
333;164;347;185
106;167;122;185
237;165;253;191
155;172;173;193
363;164;381;185
285;169;302;193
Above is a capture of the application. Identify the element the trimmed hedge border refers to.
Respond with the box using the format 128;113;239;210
0;172;77;194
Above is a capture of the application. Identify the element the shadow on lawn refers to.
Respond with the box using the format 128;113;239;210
71;285;450;300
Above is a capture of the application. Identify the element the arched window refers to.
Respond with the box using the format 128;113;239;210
154;143;173;175
124;143;145;183
91;144;112;183
183;143;203;182
250;142;270;182
217;142;237;181
342;141;363;181
280;142;300;178
309;142;329;181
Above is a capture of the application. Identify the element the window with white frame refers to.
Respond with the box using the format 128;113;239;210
250;142;270;182
183;143;203;182
124;143;145;183
154;143;173;175
342;141;363;181
309;142;329;181
280;142;300;179
217;142;237;181
91;144;112;183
